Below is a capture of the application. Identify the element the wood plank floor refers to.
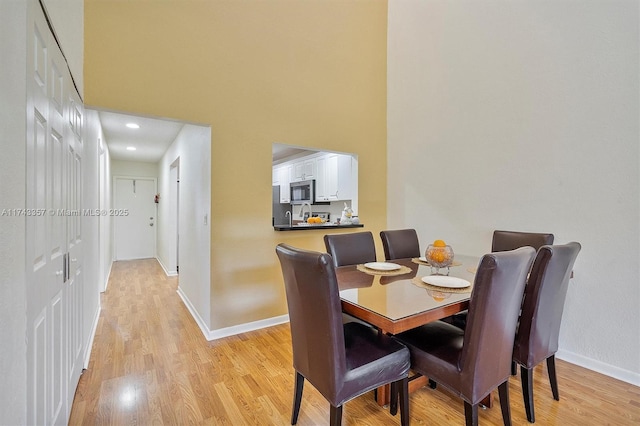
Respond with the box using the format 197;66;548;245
69;258;640;425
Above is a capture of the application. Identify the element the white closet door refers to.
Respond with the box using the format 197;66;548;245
26;1;84;424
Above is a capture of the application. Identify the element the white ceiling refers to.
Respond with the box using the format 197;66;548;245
98;110;185;162
97;112;317;164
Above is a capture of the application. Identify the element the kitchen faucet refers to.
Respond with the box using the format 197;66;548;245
285;210;292;227
299;202;313;220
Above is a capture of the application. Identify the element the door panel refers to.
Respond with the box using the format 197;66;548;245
115;177;157;260
66;131;83;404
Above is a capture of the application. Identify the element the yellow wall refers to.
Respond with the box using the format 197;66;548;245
85;0;388;330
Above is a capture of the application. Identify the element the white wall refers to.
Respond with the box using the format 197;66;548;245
111;159;158;178
82;110;106;363
388;0;639;383
157;124;212;330
98;137;113;290
0;1;28;423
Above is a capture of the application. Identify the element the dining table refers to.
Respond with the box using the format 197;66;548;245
336;254;482;407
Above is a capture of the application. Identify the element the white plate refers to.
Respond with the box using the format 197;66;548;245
421;275;471;289
364;262;402;271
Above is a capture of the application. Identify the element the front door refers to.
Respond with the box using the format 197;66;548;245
114;177;157;260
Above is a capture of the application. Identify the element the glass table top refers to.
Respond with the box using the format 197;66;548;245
336;254;480;322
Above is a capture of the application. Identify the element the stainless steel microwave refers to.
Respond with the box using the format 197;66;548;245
290;180;314;204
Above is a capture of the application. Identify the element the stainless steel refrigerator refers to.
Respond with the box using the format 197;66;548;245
272;186;291;226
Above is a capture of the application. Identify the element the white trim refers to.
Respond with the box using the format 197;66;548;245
175;284;640;385
102;260;112;293
156;256;178;277
176;286;210;338
82;301;101;370
208;315;290;341
557;349;640;386
176;286;289;341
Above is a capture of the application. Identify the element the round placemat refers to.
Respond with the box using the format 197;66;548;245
411;276;473;294
357;264;413;276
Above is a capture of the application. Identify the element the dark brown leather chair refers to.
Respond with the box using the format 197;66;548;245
513;242;581;423
380;229;421;260
449;230;555;330
323;231;377;267
394;247;536;426
276;243;410;426
491;230;554;253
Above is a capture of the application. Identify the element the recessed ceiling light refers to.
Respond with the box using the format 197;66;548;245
126;146;137;151
126;123;140;129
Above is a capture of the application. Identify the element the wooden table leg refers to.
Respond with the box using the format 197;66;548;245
375;374;431;406
375;375;493;408
375;384;390;406
480;393;493;408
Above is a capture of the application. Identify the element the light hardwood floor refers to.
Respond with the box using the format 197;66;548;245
69;258;640;425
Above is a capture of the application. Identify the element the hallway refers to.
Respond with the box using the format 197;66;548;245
69;259;640;425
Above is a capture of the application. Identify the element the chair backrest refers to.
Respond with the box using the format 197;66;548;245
275;243;346;401
513;242;581;368
491;230;554;253
460;246;536;403
380;229;421;260
323;231;377;267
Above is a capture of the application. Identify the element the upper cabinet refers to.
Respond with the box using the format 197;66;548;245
292;158;316;182
316;153;353;202
273;164;292;203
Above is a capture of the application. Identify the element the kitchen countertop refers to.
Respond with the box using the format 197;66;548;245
274;223;364;231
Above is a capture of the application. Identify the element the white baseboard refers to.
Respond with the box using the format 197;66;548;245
82;301;101;370
172;287;640;386
207;314;290;341
176;286;289;341
102;260;112;292
556;349;640;386
176;286;210;338
156;256;178;277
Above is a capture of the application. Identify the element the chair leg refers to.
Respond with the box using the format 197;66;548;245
428;378;437;389
547;355;560;401
399;377;409;426
390;381;398;416
520;365;535;423
498;380;512;426
464;401;478;426
291;372;304;425
329;405;343;426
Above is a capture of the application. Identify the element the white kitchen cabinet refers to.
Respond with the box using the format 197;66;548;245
336;155;353;201
315;153;352;201
274;152;353;203
274;165;291;203
315;156;328;200
292;158;316;182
